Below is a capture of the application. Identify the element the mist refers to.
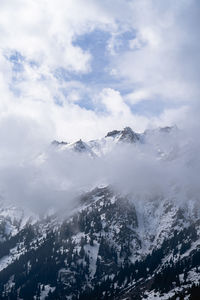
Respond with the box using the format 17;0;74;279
0;123;199;215
0;0;200;216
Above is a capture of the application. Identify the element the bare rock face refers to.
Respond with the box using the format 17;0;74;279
105;130;121;138
118;127;140;143
105;127;140;143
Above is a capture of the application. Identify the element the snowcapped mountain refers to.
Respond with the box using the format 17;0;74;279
51;126;178;158
52;127;142;157
0;126;199;300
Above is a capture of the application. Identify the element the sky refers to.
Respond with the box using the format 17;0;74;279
0;0;200;212
0;0;199;146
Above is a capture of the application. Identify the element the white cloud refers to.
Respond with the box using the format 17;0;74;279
125;89;151;105
111;0;200;106
0;0;199;212
0;0;118;73
0;0;199;147
100;88;131;116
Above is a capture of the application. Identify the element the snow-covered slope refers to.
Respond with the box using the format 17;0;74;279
52;126;141;157
0;126;199;300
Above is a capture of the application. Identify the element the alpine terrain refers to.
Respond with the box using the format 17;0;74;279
0;127;200;300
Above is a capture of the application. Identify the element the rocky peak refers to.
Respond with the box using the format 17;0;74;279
105;130;120;138
51;140;68;146
105;127;140;143
119;126;140;143
73;139;88;152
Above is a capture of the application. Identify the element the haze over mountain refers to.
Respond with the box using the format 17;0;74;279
0;0;200;299
0;127;199;299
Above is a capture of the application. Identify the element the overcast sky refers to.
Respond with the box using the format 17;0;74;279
0;0;200;212
0;0;199;145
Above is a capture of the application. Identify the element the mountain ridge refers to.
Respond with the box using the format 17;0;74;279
0;125;199;299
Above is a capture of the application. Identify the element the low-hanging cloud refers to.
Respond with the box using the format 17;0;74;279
0;126;199;215
0;0;199;215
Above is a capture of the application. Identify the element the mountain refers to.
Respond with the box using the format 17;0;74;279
52;127;142;157
0;126;199;300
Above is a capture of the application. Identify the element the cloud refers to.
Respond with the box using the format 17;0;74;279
109;0;200;109
0;127;199;214
0;0;199;213
100;88;131;116
0;0;198;145
0;0;94;72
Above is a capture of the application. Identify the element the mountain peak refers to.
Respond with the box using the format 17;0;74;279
73;139;88;152
119;126;140;143
105;129;120;138
51;140;68;146
105;127;140;143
